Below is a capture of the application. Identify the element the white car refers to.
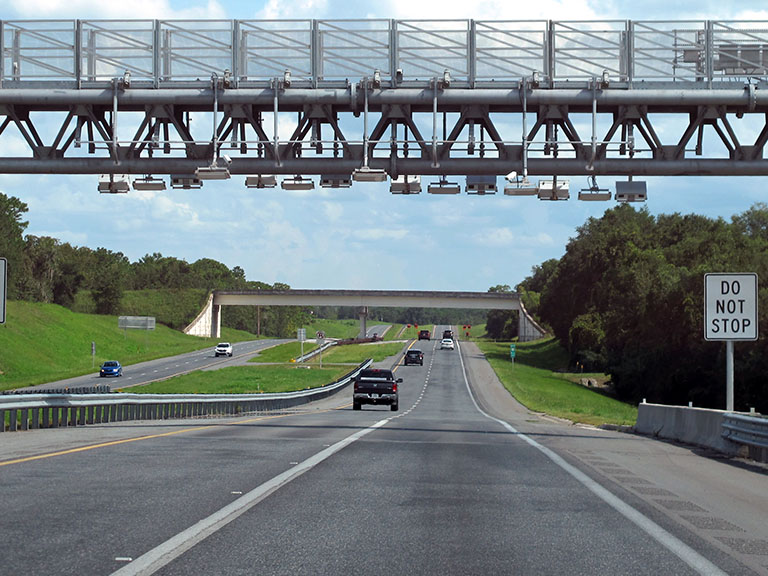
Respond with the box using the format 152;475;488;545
214;342;233;357
440;338;455;350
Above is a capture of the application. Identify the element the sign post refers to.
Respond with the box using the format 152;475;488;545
0;257;6;324
704;273;759;411
316;331;325;368
297;328;307;362
510;343;516;364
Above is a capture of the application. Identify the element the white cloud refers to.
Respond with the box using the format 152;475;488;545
322;201;344;222
473;227;554;248
382;0;599;20
363;228;409;241
7;0;226;19
256;0;329;19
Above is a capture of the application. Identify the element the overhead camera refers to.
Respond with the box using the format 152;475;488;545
221;155;232;165
505;171;517;182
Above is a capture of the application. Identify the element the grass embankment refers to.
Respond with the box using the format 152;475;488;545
73;289;210;330
131;341;408;394
475;338;637;427
0;300;256;391
457;323;486;340
306;318;361;339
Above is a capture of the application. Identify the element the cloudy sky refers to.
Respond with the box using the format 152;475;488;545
2;1;768;292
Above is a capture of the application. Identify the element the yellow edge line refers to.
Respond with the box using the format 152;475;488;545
0;405;347;468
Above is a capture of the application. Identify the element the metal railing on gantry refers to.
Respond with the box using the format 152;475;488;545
3;19;768;88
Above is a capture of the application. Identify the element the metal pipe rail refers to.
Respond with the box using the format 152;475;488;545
721;412;768;461
0;359;371;432
3;19;768;88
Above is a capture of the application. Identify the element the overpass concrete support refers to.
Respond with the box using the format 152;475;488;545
358;307;369;339
183;293;221;338
518;301;547;342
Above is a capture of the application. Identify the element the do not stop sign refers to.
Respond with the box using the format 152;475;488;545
704;273;758;341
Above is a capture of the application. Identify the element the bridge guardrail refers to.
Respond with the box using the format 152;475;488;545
721;413;768;462
0;359;371;432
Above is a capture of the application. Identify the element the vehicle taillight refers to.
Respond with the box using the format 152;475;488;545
392;382;398;393
354;381;359;392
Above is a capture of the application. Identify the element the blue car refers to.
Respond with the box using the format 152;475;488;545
100;360;122;377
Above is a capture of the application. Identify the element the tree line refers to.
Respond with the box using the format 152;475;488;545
0;192;309;336
517;203;768;413
0;192;487;335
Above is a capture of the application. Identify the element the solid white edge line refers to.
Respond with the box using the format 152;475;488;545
455;340;728;576
110;418;390;576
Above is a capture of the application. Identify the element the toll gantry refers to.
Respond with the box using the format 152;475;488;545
2;19;768;199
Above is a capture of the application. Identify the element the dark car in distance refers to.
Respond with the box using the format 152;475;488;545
404;349;424;366
99;360;122;377
418;330;431;340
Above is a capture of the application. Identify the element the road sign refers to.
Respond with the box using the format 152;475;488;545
704;273;758;341
0;257;6;324
118;316;156;330
297;328;306;342
510;344;516;359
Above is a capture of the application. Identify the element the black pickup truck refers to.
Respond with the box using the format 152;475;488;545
353;368;401;411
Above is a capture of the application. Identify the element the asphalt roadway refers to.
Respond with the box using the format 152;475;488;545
1;329;767;575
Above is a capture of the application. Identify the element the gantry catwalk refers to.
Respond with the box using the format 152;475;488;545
1;19;768;198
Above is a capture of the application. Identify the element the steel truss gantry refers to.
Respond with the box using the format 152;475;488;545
2;19;768;178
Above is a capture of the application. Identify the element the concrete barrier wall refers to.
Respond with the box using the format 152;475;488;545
635;403;744;456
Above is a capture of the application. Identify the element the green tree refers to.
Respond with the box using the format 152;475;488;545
190;258;236;289
52;243;85;308
0;193;29;299
485;284;517;340
132;253;191;290
90;248;129;314
17;235;59;302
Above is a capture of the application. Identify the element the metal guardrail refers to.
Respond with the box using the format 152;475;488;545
721;413;768;452
294;340;337;363
2;385;113;395
0;359;371;432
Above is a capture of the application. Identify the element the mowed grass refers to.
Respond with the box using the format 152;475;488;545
382;324;405;341
313;342;406;364
130;341;406;394
127;365;351;394
248;341;319;363
0;300;257;390
475;338;637;427
458;323;486;340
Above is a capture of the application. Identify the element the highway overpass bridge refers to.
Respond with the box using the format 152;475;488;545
184;289;546;341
